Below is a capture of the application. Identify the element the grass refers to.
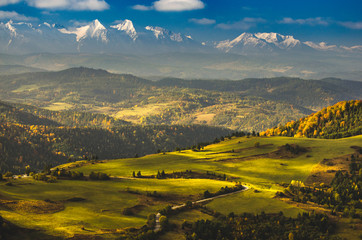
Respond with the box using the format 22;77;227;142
75;135;362;187
112;102;176;123
11;84;42;93
0;177;234;238
1;135;361;239
206;189;303;217
73;135;362;220
43;102;73;111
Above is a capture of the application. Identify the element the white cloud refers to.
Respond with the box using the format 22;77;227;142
132;4;153;11
338;21;362;30
278;17;329;26
216;17;266;30
0;10;37;21
0;0;21;6
189;18;215;25
133;0;205;12
26;0;109;11
154;0;204;11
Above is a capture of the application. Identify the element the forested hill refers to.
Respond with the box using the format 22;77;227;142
1;67;361;132
0;101;59;126
14;103;130;128
261;100;362;139
157;77;362;109
0;120;231;174
1;67;361;111
0;101;231;173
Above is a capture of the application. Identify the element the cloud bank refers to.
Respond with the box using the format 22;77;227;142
338;21;362;30
278;17;329;26
0;0;21;6
0;10;37;21
26;0;109;11
189;18;215;25
217;18;266;30
133;0;205;12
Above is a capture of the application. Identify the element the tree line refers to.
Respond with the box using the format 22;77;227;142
282;153;361;218
261;100;362;139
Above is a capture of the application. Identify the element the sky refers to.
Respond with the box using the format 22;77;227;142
0;0;361;45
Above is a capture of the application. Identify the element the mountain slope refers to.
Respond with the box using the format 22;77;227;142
157;77;362;109
215;32;301;53
0;65;45;75
0;67;361;132
1;19;361;55
110;19;137;40
261;100;362;138
0;101;59;126
0;102;232;173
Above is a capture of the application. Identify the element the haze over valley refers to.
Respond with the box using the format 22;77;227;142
0;0;361;239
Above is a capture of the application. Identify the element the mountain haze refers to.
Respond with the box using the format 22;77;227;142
0;67;360;132
0;19;361;80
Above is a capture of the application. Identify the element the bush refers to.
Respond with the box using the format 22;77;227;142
122;208;133;216
159;215;169;229
3;172;13;178
89;171;110;180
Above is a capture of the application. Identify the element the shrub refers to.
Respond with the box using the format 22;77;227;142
3;172;13;178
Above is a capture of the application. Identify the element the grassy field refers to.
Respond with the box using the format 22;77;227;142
0;177;234;238
1;135;361;239
74;135;361;186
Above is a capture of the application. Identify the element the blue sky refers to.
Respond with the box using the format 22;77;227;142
0;0;361;45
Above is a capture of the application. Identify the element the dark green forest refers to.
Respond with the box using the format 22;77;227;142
184;212;333;240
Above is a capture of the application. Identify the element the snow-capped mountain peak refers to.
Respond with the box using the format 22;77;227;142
303;41;337;51
216;32;301;52
340;45;362;52
0;19;360;55
59;19;108;43
255;32;300;48
110;19;137;41
145;26;166;39
145;26;183;42
5;20;17;37
216;32;266;52
42;22;54;28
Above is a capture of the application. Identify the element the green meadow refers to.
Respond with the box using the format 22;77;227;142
1;135;361;238
0;177;234;238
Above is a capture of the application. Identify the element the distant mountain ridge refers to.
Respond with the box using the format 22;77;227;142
0;67;361;133
2;67;361;109
0;19;360;55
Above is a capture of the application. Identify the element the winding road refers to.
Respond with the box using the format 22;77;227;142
154;186;249;232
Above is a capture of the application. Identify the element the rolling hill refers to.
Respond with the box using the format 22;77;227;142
0;134;360;239
0;67;360;132
261;100;362;138
0;101;231;173
0;99;361;239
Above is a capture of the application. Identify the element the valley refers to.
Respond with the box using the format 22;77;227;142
1;67;361;133
0;1;361;239
0;66;360;239
0;134;361;239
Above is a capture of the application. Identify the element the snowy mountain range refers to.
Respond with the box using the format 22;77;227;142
0;19;361;55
